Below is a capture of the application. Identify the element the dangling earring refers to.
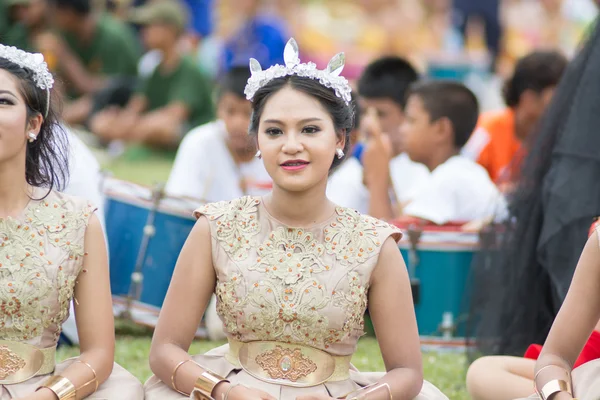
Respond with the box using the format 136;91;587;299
255;150;262;159
28;132;37;143
335;148;344;159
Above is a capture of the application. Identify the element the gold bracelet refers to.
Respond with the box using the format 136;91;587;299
345;382;392;400
171;359;194;395
193;370;229;400
74;359;99;393
534;365;571;382
534;365;572;398
537;380;571;400
222;383;240;400
37;375;77;400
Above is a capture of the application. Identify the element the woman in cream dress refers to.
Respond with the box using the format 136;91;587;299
144;39;447;400
0;45;143;399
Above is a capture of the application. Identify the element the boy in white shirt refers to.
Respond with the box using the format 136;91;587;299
166;67;272;201
400;81;504;224
328;57;429;215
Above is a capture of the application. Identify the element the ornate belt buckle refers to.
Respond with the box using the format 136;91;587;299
238;341;335;387
0;340;45;384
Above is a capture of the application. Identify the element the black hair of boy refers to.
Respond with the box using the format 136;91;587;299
357;56;418;108
408;80;479;148
503;50;568;107
50;0;91;14
218;66;252;100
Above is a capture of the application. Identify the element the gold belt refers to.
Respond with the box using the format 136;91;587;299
226;339;351;387
0;340;56;385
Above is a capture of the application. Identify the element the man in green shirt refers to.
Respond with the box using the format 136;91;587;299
44;0;140;125
90;0;214;148
0;0;50;53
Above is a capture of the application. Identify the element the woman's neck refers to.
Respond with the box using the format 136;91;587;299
0;155;32;217
264;179;334;227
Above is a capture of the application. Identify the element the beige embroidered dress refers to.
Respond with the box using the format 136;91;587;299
144;196;447;399
0;189;143;399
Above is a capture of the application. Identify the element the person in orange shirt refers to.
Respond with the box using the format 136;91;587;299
462;50;567;191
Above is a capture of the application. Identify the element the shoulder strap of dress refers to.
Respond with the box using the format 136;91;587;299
193;196;262;262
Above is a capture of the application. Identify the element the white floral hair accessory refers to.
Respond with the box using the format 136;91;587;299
244;38;352;105
0;44;54;117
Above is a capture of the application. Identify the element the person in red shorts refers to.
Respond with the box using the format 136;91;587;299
466;220;600;400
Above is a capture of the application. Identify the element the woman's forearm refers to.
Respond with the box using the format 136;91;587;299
41;348;114;399
149;342;214;396
347;367;422;400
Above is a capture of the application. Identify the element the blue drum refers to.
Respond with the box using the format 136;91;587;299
104;178;202;309
395;223;480;338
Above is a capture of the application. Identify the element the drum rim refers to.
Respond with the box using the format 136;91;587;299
103;178;201;220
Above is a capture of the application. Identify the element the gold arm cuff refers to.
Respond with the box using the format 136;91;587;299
37;375;77;400
536;380;571;400
193;370;228;400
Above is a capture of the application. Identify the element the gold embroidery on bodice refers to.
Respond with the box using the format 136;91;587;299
202;197;400;352
0;194;92;343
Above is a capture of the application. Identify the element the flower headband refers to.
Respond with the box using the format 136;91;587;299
0;44;54;117
244;38;352;105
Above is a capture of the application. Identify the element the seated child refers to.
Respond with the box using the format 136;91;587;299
165;66;271;202
400;80;505;224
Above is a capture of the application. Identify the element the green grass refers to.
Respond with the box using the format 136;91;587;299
90;147;469;399
57;336;468;398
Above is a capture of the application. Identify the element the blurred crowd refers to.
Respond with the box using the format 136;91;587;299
0;0;593;224
0;0;596;146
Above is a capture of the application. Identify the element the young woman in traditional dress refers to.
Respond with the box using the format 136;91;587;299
144;39;448;400
0;44;143;399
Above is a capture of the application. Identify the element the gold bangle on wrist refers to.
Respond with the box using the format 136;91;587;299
345;382;392;400
534;365;572;400
171;359;194;395
37;375;77;400
74;359;99;393
193;370;229;400
222;383;240;400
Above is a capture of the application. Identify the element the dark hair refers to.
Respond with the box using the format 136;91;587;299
350;91;360;130
50;0;91;15
248;75;354;172
217;66;251;100
503;50;568;107
467;20;600;359
407;80;479;148
357;56;419;108
0;58;68;195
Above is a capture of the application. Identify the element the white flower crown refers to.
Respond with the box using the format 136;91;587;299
0;44;54;117
244;38;352;105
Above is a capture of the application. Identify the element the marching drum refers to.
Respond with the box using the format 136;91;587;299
104;178;202;310
393;221;488;339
